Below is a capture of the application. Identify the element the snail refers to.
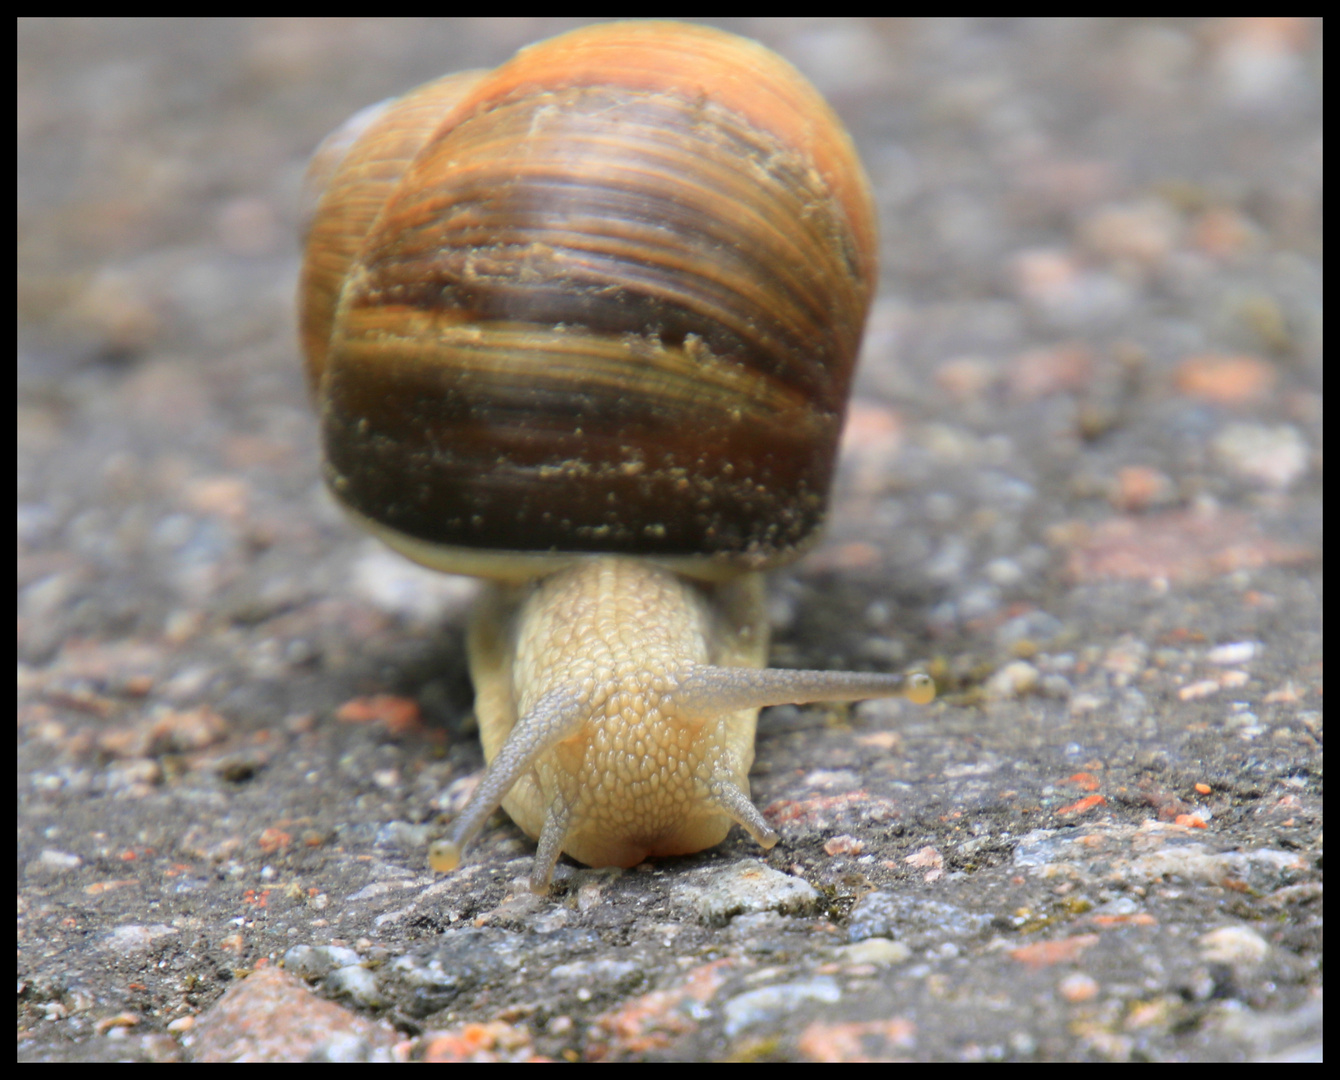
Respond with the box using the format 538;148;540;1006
298;21;934;895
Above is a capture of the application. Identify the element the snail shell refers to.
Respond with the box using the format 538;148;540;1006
301;20;877;571
300;21;930;893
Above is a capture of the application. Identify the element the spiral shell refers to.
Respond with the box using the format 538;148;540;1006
300;21;877;572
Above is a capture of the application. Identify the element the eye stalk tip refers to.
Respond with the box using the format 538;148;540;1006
428;840;462;873
903;672;936;706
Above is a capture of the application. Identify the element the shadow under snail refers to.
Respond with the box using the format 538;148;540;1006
298;21;934;894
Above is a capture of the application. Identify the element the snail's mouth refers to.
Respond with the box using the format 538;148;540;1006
558;811;734;870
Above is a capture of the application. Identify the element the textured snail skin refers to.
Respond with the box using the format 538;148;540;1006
454;559;772;871
430;559;932;890
300;22;933;894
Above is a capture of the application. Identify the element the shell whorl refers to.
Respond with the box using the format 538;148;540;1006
301;22;877;570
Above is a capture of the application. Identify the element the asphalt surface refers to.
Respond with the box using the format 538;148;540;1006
18;18;1322;1061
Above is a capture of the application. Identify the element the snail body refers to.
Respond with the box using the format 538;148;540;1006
300;22;932;894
